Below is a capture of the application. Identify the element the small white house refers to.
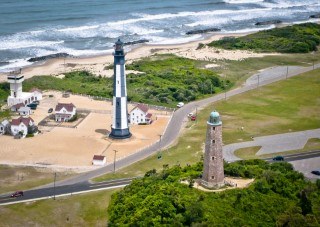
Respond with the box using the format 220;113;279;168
0;120;10;135
129;104;152;125
10;116;35;137
92;155;106;166
18;106;32;116
55;103;76;122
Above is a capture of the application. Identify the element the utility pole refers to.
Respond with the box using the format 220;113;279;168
257;74;260;88
158;134;162;159
113;150;118;172
53;172;57;200
224;74;227;100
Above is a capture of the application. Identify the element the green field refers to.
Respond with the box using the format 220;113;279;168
0;189;118;226
0;165;76;194
94;68;320;182
208;23;320;53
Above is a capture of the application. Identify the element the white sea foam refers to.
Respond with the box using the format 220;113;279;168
0;39;64;51
0;59;33;72
224;0;264;4
57;25;100;32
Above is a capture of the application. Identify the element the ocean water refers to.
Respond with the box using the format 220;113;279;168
0;0;319;72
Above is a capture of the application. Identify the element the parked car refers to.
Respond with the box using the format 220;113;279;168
32;101;40;105
48;108;53;113
272;156;284;161
311;170;320;176
10;191;24;198
188;113;193;118
177;102;184;108
191;115;197;121
27;103;37;110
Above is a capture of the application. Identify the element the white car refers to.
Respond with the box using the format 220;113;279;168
177;102;184;108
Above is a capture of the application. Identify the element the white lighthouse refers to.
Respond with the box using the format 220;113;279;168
109;39;131;139
7;71;42;107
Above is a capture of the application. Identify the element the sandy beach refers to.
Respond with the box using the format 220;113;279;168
0;32;279;82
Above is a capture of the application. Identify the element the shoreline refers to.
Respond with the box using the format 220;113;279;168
0;31;270;82
1;19;319;81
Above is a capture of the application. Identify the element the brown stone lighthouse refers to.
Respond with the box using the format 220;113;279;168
201;111;224;188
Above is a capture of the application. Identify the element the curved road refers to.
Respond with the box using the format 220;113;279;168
47;63;320;188
1;150;319;206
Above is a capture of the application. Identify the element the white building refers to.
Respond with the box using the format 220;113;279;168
30;88;43;101
92;155;107;166
18;106;32;116
0;120;10;135
55;103;76;122
7;73;42;107
129;104;152;125
10;116;35;137
11;103;25;112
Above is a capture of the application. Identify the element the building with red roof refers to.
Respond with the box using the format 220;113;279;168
10;116;35;137
129;104;153;125
55;103;76;122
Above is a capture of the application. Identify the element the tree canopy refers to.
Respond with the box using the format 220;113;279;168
108;160;320;226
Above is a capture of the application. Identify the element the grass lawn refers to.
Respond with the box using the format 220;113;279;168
0;189;118;226
235;138;320;160
0;165;76;194
94;68;320;182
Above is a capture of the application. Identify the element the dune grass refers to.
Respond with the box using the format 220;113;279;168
94;68;320;182
0;189;118;226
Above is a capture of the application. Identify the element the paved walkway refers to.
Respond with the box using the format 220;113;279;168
223;128;320;162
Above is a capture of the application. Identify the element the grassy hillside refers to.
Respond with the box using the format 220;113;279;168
0;190;118;226
208;23;320;53
7;55;223;107
94;68;320;182
107;160;320;226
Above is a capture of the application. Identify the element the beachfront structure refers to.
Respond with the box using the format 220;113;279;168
0;120;10;135
54;103;76;122
18;106;32;116
92;155;107;166
10;116;35;137
7;73;42;107
201;111;225;188
129;104;152;125
109;39;131;139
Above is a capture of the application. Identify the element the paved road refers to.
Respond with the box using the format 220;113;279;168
0;178;133;206
39;63;320;188
224;129;320;162
1;150;319;206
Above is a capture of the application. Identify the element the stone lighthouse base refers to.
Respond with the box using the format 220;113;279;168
200;179;225;189
109;128;132;140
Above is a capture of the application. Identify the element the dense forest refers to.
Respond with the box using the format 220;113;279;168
208;23;320;53
0;55;224;108
108;160;320;226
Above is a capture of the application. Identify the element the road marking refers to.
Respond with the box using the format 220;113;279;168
0;184;127;206
90;180;131;187
0;198;13;202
